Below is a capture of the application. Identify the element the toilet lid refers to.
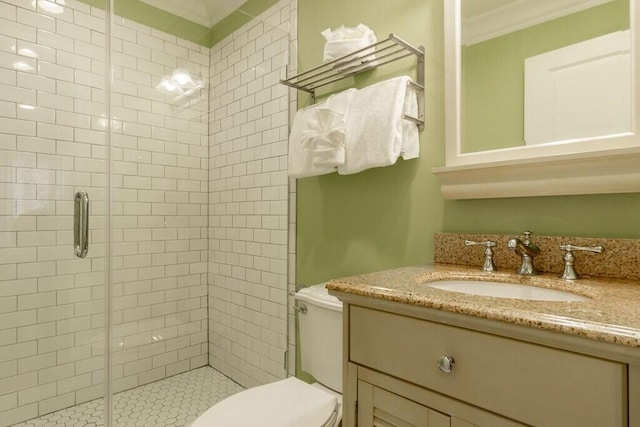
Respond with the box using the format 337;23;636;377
191;377;338;427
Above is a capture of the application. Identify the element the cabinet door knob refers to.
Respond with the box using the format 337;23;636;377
437;356;455;373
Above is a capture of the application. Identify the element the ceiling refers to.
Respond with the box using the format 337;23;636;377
139;0;248;28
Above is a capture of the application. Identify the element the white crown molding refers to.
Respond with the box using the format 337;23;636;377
463;0;615;46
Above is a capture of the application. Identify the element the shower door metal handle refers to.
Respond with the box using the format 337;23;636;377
74;191;89;258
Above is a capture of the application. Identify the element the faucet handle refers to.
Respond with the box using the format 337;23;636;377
465;240;497;248
559;244;604;254
559;244;604;280
465;240;497;272
522;231;533;245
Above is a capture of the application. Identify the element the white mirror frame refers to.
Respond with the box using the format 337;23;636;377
433;0;640;199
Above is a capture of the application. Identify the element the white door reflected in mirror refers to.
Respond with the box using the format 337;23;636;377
524;30;632;146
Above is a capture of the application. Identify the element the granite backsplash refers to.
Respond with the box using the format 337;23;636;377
434;232;640;281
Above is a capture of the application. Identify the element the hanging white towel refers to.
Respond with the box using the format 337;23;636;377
288;102;337;178
301;89;356;169
301;109;346;167
288;89;357;178
337;76;419;175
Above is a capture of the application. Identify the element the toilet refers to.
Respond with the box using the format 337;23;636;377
191;283;343;427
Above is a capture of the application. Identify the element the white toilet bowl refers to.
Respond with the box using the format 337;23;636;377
190;377;341;427
191;283;343;427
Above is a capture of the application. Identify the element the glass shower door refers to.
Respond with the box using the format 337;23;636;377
106;1;211;424
0;0;109;425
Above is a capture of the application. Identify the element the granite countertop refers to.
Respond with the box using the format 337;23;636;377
326;264;640;348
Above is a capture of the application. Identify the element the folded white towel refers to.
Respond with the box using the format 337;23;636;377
289;89;357;178
304;89;356;168
321;24;377;63
301;109;346;167
288;89;356;178
288;102;337;178
337;76;419;175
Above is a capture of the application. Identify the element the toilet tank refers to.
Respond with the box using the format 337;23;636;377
295;283;343;393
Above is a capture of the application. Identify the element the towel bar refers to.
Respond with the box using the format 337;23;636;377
281;33;425;132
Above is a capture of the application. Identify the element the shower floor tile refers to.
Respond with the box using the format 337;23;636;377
12;367;244;427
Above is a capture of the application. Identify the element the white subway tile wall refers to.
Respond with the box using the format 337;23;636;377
208;0;293;388
0;0;212;424
0;1;108;425
108;9;210;407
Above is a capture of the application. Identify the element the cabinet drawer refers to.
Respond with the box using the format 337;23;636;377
349;306;627;427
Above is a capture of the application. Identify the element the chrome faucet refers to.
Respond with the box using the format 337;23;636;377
465;240;497;272
507;231;540;275
559;243;604;280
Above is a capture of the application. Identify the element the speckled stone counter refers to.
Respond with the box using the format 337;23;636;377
326;264;640;348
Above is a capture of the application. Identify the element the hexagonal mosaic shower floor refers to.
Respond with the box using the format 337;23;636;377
13;367;244;427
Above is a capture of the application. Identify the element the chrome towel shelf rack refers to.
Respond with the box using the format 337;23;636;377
280;33;425;131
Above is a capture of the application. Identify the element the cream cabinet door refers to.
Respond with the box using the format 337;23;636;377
357;380;451;427
352;363;523;427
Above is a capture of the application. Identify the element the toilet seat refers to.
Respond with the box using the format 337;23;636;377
191;377;339;427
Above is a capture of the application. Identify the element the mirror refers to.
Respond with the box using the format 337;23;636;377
434;0;640;199
462;0;630;153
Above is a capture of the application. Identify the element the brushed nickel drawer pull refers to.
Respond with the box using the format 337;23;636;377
437;355;455;373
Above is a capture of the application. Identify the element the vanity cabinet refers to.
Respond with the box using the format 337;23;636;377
341;300;631;427
357;380;452;427
355;373;515;427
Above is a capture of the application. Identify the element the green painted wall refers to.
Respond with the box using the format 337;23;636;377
296;0;640;289
296;0;444;286
462;0;629;152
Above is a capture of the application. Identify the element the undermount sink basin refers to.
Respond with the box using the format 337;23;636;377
427;280;589;302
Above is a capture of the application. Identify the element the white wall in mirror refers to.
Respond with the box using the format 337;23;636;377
434;0;640;199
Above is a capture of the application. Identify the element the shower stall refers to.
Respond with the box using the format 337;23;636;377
0;0;295;425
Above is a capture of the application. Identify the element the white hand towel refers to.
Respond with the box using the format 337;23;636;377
325;88;356;116
301;109;347;167
288;88;356;178
302;89;357;168
288;102;337;178
337;76;419;175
